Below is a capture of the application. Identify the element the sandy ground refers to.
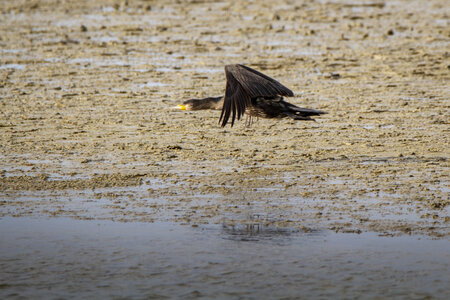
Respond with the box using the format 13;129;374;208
0;0;449;236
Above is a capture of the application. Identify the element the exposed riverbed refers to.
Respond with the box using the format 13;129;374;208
0;0;449;298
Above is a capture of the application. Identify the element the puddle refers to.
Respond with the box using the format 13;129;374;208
362;124;395;130
155;67;222;73
0;49;25;54
137;81;169;88
0;64;26;70
0;217;448;299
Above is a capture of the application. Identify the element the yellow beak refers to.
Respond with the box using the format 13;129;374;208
174;104;187;110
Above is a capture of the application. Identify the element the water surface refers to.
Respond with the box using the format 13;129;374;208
1;217;448;299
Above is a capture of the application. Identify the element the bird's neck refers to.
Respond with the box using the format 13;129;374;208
194;96;223;110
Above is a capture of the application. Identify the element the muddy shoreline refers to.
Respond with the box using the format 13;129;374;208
0;0;449;237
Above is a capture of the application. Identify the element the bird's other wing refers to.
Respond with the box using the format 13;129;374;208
219;64;294;127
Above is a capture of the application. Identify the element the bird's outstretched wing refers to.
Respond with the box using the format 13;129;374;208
219;64;294;127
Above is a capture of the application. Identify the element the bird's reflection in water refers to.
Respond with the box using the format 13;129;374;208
221;214;323;242
222;223;293;242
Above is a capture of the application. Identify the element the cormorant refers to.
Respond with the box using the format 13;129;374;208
175;64;326;127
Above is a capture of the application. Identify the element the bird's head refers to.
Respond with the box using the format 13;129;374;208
173;99;196;111
174;97;223;111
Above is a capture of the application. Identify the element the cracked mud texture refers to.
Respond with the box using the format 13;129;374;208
0;0;449;237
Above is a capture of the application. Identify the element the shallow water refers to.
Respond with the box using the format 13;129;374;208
0;217;449;299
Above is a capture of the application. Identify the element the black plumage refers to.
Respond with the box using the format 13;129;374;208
176;64;326;127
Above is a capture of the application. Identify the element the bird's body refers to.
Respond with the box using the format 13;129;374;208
246;96;324;120
176;64;326;127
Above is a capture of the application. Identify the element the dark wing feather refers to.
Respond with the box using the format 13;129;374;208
234;64;294;98
219;64;294;127
219;69;251;127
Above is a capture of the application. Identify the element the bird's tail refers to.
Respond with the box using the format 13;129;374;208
284;102;327;120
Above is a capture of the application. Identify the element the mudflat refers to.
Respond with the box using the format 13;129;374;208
0;0;449;236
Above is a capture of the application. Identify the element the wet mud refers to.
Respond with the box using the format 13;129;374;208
0;0;449;237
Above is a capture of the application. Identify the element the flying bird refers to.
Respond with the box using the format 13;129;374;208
175;64;326;127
